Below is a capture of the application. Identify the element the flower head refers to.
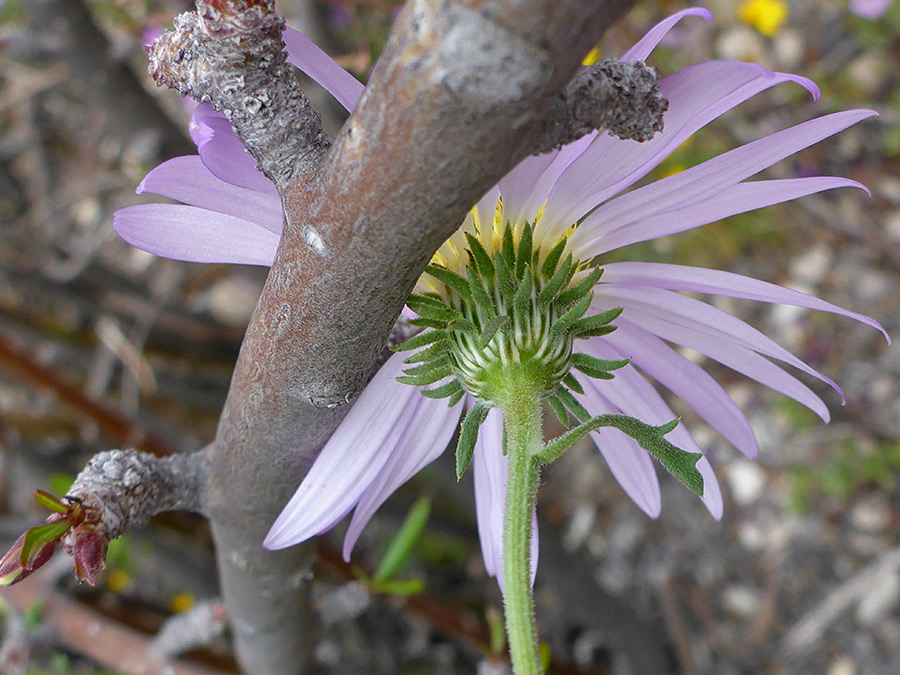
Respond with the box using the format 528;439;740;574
738;0;790;37
115;8;887;585
850;0;892;20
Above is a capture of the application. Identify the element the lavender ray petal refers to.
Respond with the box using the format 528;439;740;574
616;317;831;422
114;204;279;265
594;110;872;228
282;27;365;112
577;379;662;517
573;177;866;257
604;322;759;458
543;62;818;227
264;354;420;549
620;7;713;62
498;153;559;228
597;261;888;341
342;393;463;560
190;104;277;194
523;133;598;244
595;286;842;398
696;456;723;520
473;407;505;580
473;407;539;587
137;156;283;234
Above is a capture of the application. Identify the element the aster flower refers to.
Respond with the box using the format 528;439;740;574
850;0;892;20
116;7;887;594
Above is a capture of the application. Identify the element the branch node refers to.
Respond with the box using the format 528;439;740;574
535;59;667;154
69;449;209;540
148;0;330;187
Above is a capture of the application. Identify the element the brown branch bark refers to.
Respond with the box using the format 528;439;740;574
201;1;639;672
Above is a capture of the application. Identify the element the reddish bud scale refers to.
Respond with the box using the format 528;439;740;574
0;490;109;587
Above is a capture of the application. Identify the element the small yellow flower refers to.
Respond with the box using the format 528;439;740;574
582;46;602;66
739;0;790;37
106;569;131;592
170;592;195;613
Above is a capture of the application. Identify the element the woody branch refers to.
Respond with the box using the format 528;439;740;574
12;0;670;673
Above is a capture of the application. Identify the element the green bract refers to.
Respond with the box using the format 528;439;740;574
397;222;624;409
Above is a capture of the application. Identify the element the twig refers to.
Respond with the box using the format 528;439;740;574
23;0;194;159
534;60;666;154
69;449;211;540
0;333;176;457
781;546;900;659
148;0;331;187
658;577;701;675
149;599;228;662
1;573;228;675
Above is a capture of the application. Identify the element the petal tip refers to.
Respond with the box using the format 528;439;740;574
685;6;714;22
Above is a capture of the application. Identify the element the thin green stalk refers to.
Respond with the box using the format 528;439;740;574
499;381;544;674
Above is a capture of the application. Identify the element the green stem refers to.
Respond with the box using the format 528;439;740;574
499;380;544;675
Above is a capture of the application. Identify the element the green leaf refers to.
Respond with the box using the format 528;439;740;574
447;388;466;408
408;317;446;330
538;254;573;308
570;353;630;379
393;330;448;352
516;225;533;280
402;356;451;377
404;299;464;324
421;380;463;399
487;605;507;655
556;267;603;307
457;403;490;479
541;238;567;279
33;490;68;515
465;233;494;279
406;293;449;310
396;364;454;387
478;315;509;350
47;474;75;499
425;265;473;302
572;323;618;338
536;415;703;496
447;317;478;336
21;520;70;568
370;577;426;596
373;497;432;582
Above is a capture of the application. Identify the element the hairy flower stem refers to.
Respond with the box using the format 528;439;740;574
498;376;544;674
